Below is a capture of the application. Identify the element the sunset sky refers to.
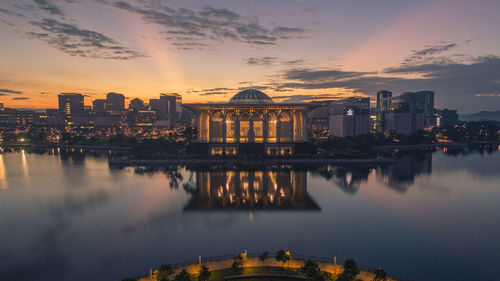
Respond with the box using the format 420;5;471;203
1;0;500;113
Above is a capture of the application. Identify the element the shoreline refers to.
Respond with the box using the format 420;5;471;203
108;157;396;167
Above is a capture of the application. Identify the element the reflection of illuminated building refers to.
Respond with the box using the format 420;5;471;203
184;169;320;210
376;154;432;192
184;89;314;156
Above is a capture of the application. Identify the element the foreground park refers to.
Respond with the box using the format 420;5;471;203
124;251;394;281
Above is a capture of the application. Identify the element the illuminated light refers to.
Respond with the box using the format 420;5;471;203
347;109;354;116
0;154;7;190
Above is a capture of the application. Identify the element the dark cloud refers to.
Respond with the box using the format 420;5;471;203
246;57;305;67
27;18;144;59
272;94;349;103
273;53;500;111
283;68;374;82
199;91;227;96
201;87;233;92
0;88;22;95
0;7;24;17
33;0;65;16
106;1;308;49
402;42;459;64
12;97;30;100
246;56;277;66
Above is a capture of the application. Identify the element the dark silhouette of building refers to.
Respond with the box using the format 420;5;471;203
58;93;84;115
329;97;370;137
105;92;125;112
92;99;106;112
435;109;459;127
401;91;435;127
129;98;147;111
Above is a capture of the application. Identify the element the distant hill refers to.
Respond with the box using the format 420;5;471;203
461;110;500;121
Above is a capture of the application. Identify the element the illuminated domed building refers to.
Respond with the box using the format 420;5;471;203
184;89;314;155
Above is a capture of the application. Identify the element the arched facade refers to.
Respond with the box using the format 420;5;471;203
193;108;308;144
184;89;314;155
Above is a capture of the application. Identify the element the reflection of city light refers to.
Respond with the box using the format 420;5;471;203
0;155;7;190
346;172;352;186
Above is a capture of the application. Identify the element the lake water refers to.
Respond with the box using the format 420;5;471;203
0;148;499;281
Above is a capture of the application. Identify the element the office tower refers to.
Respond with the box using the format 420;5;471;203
329;97;370;137
93;99;107;112
58;93;84;115
383;95;424;135
376;90;392;133
105;92;125;111
376;90;392;111
160;93;182;128
400;91;435;127
149;98;168;120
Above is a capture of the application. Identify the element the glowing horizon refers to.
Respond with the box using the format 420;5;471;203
1;0;500;113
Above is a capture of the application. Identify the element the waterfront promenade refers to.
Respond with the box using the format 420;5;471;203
136;255;398;281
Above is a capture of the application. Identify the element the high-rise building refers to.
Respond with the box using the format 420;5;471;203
92;99;107;112
105;92;125;111
329;97;370;137
160;93;182;128
400;91;435;127
129;98;147;111
376;90;392;111
376;90;392;132
58;93;84;115
149;98;168;120
383;95;424;135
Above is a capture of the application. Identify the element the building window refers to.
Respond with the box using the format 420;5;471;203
226;113;236;143
267;112;277;143
211;111;223;143
293;111;304;141
254;120;263;143
239;113;250;143
280;111;292;142
199;111;210;142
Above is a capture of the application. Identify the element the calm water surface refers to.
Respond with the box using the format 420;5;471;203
0;149;499;281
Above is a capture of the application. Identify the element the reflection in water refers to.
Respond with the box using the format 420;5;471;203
21;149;32;188
376;153;432;192
311;165;371;194
0;154;7;189
184;168;320;210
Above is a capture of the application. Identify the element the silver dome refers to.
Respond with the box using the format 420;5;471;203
229;89;274;104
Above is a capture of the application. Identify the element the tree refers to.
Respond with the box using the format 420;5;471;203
231;253;247;274
175;269;191;281
198;265;211;281
301;260;321;280
259;251;269;263
154;264;174;281
337;259;360;281
372;268;387;281
275;250;292;267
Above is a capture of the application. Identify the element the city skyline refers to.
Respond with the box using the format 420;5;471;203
1;0;500;113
